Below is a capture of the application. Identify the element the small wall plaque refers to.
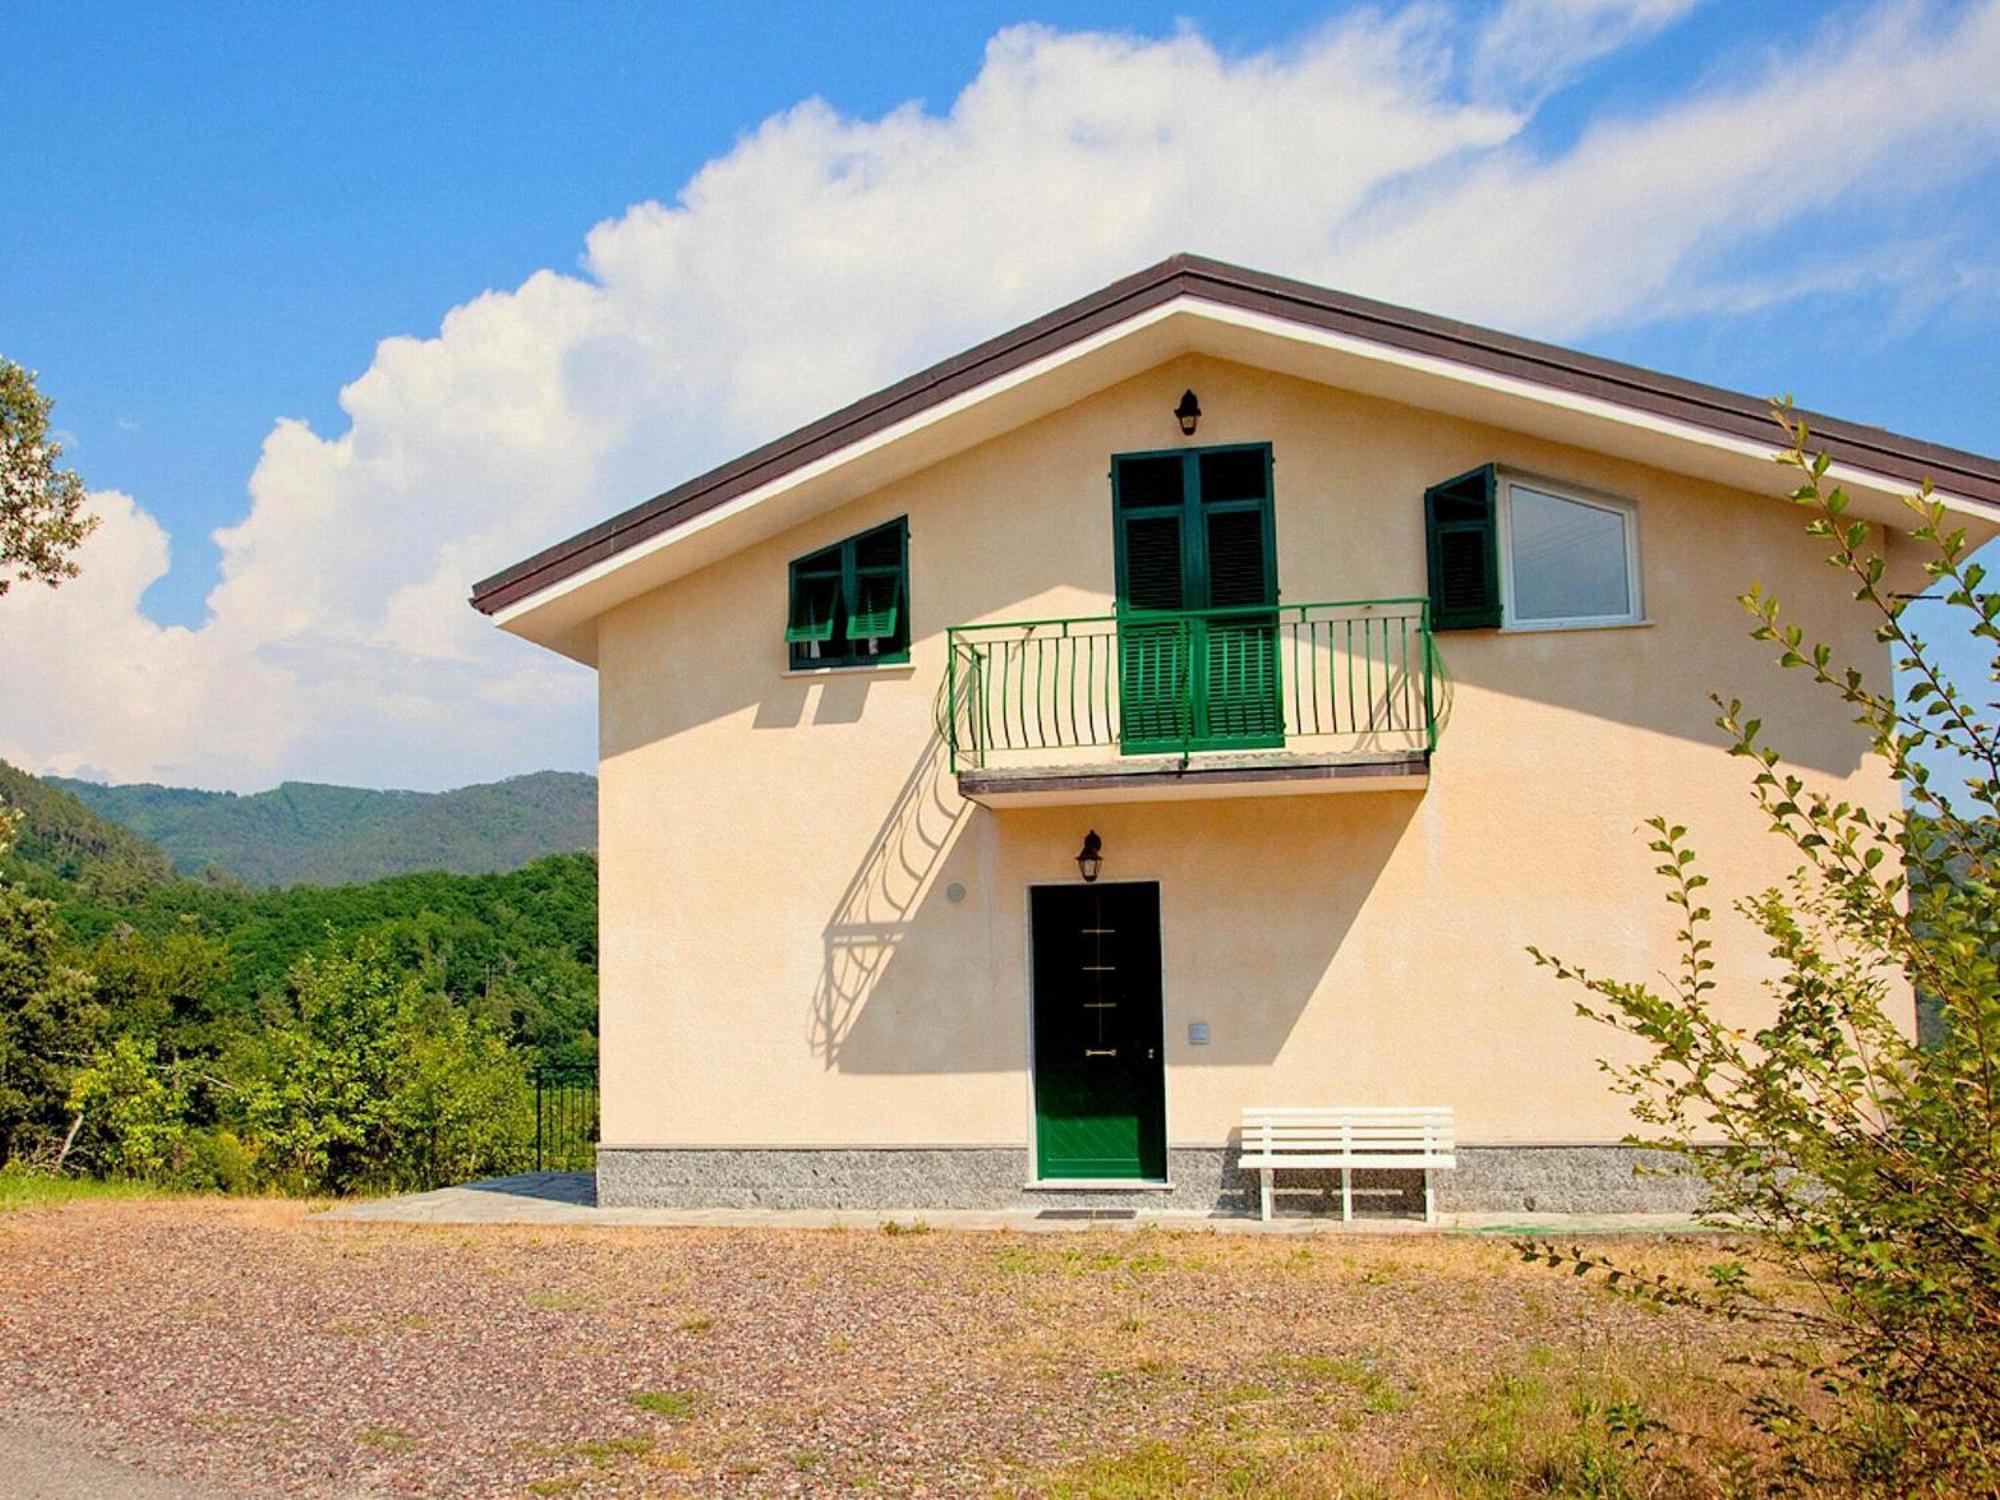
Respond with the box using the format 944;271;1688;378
1187;1021;1210;1046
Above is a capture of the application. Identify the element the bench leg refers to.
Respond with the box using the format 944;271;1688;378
1424;1168;1434;1226
1341;1167;1352;1224
1260;1168;1273;1223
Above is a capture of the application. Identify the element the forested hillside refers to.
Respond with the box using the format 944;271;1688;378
0;765;596;1193
50;770;596;886
0;760;175;894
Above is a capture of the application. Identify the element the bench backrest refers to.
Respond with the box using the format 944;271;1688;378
1241;1106;1455;1160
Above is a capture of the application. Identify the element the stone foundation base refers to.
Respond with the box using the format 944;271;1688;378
596;1144;1701;1216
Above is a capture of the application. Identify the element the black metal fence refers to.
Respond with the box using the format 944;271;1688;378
533;1066;600;1172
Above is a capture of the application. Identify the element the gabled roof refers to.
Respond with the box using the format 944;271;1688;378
471;253;2000;657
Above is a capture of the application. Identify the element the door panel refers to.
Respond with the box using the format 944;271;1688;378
1031;883;1167;1181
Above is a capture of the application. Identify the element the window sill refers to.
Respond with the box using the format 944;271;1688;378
783;661;918;679
1500;617;1653;635
1022;1179;1177;1192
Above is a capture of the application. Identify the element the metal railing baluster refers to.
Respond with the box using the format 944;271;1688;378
942;599;1441;770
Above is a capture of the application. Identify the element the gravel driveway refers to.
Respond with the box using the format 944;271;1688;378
0;1198;1749;1496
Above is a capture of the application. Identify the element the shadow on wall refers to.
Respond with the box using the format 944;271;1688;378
810;696;973;1069
816;711;1422;1076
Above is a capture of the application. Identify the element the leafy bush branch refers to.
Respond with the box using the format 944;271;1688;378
1526;404;2000;1493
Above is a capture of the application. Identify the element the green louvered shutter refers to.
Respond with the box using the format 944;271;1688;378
786;519;909;668
1119;513;1185;610
1115;456;1193;751
1116;512;1192;751
1112;446;1281;753
1425;465;1501;630
786;546;842;646
846;520;905;641
1197;453;1281;746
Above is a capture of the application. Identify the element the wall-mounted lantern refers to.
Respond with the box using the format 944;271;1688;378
1174;389;1202;437
1075;830;1103;883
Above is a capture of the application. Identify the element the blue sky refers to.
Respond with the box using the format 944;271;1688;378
1;1;1996;790
15;1;1362;628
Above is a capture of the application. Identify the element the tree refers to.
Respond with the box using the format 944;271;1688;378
235;934;531;1194
0;358;95;595
0;809;106;1165
1526;404;2000;1493
67;1034;188;1179
237;937;420;1193
389;994;533;1188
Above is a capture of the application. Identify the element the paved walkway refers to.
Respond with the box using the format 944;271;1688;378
0;1420;221;1500
320;1173;1709;1235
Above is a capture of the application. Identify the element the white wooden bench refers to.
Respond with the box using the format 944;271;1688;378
1239;1106;1456;1223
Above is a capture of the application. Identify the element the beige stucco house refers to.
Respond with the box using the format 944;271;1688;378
472;256;2000;1214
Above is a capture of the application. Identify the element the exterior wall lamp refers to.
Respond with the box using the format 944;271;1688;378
1174;389;1201;436
1075;830;1103;883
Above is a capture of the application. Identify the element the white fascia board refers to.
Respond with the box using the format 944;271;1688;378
495;293;1998;634
1183;298;2000;524
491;298;1196;631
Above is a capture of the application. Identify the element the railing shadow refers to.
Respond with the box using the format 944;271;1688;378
810;681;972;1067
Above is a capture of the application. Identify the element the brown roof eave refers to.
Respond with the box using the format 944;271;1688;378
470;253;2000;617
468;255;1202;615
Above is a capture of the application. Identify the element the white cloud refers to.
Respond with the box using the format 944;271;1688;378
1473;0;1700;96
1339;0;2000;335
3;1;1997;790
0;492;298;786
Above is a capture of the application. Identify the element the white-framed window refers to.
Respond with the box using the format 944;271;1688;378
1497;474;1643;630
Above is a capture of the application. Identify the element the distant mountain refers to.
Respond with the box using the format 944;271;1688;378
0;760;177;897
47;771;596;887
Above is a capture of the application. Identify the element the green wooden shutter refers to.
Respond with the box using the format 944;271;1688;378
786;551;842;643
1115;453;1184;510
1119;513;1186;610
1203;506;1269;607
1198;453;1281;745
845;572;900;640
1116;511;1192;749
1425;465;1501;630
846;520;906;641
1112;445;1282;753
786;519;909;666
1114;457;1192;750
1119;619;1192;749
1201;623;1280;741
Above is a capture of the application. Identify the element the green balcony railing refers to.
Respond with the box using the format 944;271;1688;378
945;597;1448;773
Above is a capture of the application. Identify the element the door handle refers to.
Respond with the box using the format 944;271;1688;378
1084;1048;1117;1058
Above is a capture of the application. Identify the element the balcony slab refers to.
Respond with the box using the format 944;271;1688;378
958;750;1428;806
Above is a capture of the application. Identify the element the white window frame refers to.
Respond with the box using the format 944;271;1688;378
1496;472;1645;632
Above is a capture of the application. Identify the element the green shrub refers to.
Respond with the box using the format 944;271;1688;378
1527;406;2000;1493
174;1127;255;1193
66;1033;187;1178
235;933;532;1194
387;995;533;1187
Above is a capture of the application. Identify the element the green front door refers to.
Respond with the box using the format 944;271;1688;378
1031;882;1167;1181
1112;444;1282;754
